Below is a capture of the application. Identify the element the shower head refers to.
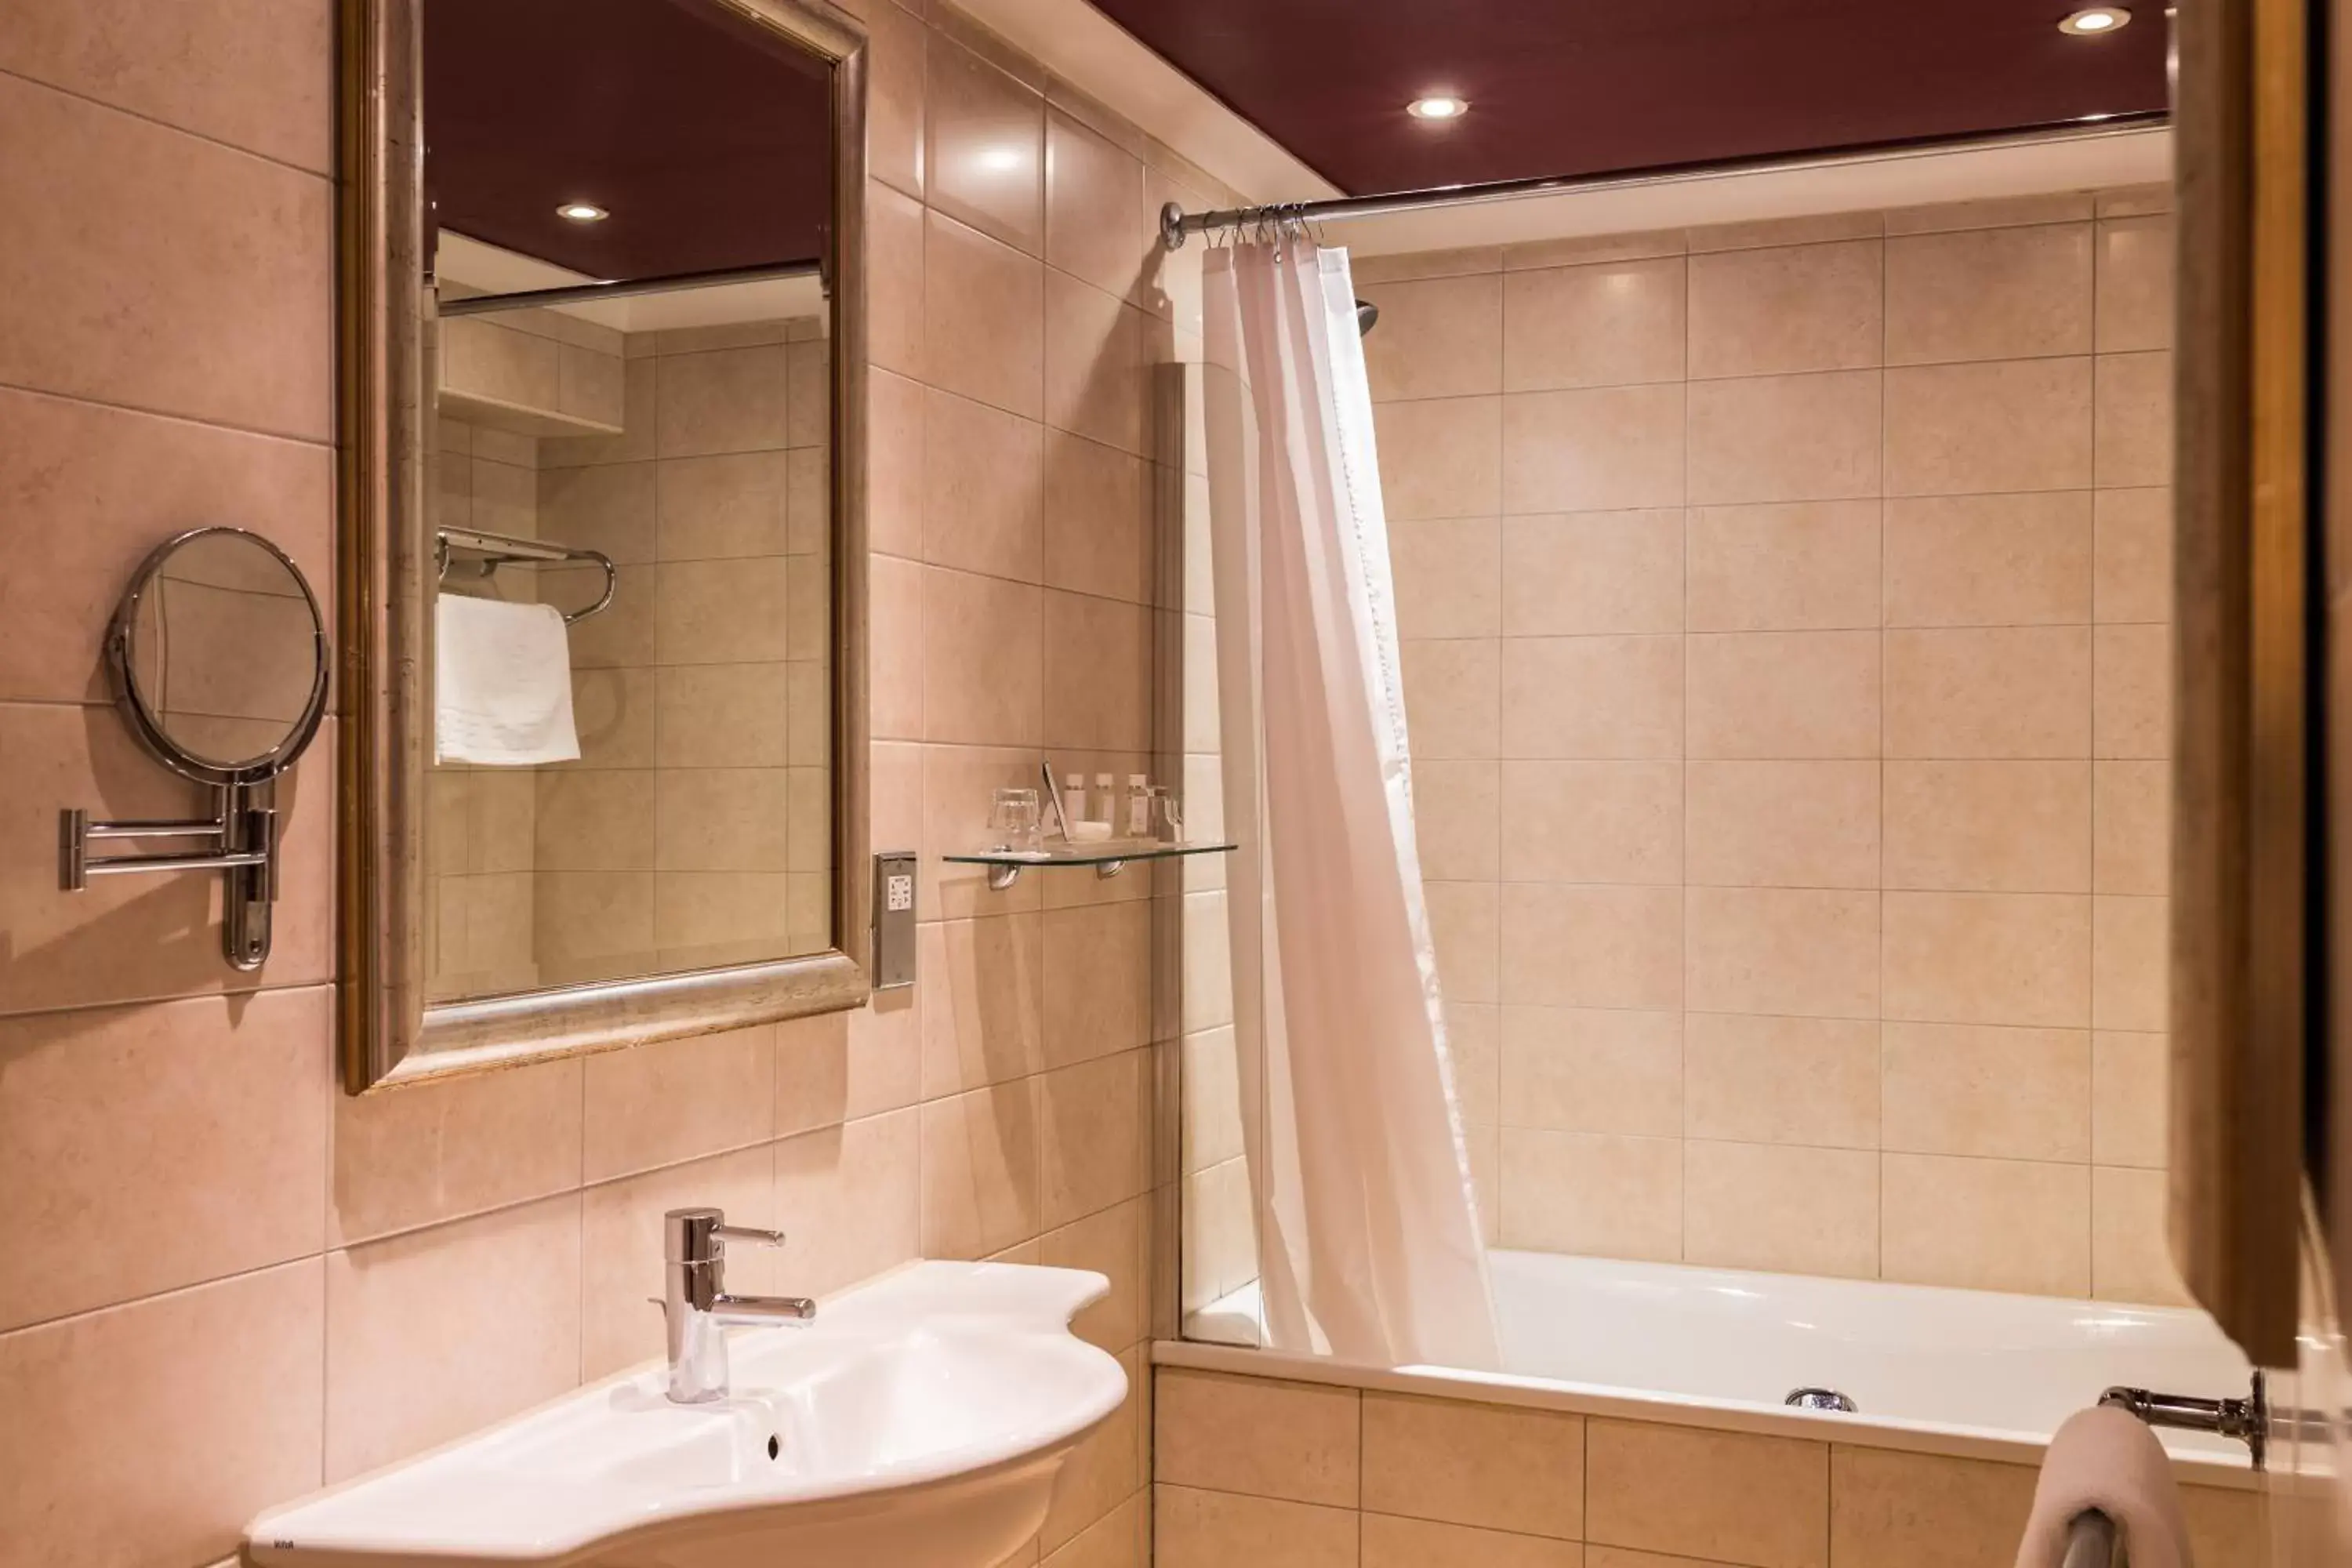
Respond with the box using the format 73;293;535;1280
1355;298;1379;336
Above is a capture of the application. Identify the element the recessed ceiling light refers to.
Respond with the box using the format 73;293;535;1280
1406;95;1469;121
556;201;609;223
2058;7;2131;35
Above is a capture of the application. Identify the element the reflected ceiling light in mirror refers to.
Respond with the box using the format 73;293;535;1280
556;201;611;223
2057;7;2131;35
1406;95;1468;121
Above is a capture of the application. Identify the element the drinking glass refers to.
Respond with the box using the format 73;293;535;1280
989;787;1042;850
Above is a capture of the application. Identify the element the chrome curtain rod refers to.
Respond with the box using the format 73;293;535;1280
438;257;826;317
1158;113;2171;250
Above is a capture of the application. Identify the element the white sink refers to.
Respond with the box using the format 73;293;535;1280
245;1262;1127;1568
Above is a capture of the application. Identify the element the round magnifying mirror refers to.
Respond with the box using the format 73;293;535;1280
107;528;329;783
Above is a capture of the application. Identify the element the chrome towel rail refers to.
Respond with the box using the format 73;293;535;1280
435;526;618;624
2100;1371;2268;1468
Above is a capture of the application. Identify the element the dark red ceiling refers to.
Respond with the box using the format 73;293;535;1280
424;0;833;282
1086;0;2170;196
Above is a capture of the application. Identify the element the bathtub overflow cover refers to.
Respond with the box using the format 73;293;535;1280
1785;1388;1857;1414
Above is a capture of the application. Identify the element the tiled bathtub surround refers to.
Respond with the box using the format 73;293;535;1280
0;1;1231;1563
1152;1365;2263;1568
1347;191;2180;1301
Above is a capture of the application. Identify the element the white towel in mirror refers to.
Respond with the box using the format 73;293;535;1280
434;593;582;765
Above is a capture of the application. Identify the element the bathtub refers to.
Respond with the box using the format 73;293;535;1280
1178;1247;2259;1470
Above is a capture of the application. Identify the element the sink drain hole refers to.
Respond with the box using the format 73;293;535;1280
768;1436;781;1461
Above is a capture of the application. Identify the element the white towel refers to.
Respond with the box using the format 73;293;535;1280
434;593;581;765
2015;1406;2194;1568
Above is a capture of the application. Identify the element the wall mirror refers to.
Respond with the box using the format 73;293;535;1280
340;0;869;1091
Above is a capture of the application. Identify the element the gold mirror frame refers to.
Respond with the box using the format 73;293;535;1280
336;0;871;1092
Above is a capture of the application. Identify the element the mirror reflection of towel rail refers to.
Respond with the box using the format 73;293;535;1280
435;526;618;624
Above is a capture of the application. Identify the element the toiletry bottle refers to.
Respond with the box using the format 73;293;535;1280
1126;775;1151;837
1064;773;1088;832
1093;773;1115;828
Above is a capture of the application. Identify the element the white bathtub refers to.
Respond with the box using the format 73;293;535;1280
1184;1247;2258;1466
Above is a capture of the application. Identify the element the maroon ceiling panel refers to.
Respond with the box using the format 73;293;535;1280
425;0;833;282
1087;0;2169;195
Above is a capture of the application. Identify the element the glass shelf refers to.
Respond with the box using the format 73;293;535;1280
942;840;1237;890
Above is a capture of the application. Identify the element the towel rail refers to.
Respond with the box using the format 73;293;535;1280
435;526;618;623
2061;1508;2120;1568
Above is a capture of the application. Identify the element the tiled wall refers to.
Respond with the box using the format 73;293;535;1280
1153;1364;2265;1568
0;2;1229;1563
1351;191;2180;1301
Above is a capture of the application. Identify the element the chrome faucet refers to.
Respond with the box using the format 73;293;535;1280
661;1207;817;1404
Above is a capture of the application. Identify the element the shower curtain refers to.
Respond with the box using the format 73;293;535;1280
1200;236;1500;1370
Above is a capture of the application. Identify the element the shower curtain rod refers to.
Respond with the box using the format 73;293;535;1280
1157;113;2171;251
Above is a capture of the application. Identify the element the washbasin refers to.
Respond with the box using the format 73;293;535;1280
245;1261;1127;1568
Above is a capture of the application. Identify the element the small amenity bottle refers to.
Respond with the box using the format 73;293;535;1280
1093;774;1116;829
1125;775;1151;837
1063;773;1088;832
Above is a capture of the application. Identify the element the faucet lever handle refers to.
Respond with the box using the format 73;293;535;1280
713;1224;786;1249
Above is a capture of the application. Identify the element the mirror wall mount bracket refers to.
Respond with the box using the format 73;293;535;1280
60;784;281;969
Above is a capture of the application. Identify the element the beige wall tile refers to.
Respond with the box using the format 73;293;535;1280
925;27;1044;253
869;182;928;379
1505;760;1682;884
1882;1022;2091;1161
1686;372;1879;505
1044;270;1152;455
1045;107;1149;305
1687;240;1882;379
924;387;1044;580
926;209;1045;419
1501;883;1684;1011
1044;431;1151;604
2092;894;2169;1033
920;1081;1041;1259
0;1259;324;1568
1504;1005;1682;1136
655;345;788;457
1364;273;1504;401
1356;246;1508;283
923;566;1043;745
1500;635;1682;759
771;1109;922;1299
1155;1483;1357;1568
1501;510;1684;635
1504;256;1686;391
655;663;793;766
1881;1153;2089;1294
2092;760;2169;895
1426;880;1501;1005
580;1025;776;1181
1044;902;1151;1068
1882;891;2091;1027
1684;500;1881;632
1374;395;1502;520
1392;517;1501;638
1883;627;2092;759
1501;1130;1682;1260
1882;760;2091;893
1690;211;1882;252
1884;223;2093;365
2093;351;2173;488
2092;1029;2168;1167
0;73;330;439
1362;1514;1582;1568
1685;887;1878;1019
2093;1164;2190;1304
1883;358;2093;495
1417;760;1501;882
1885;192;2093;234
1036;1048;1151;1229
1686;631;1879;760
920;912;1046;1094
1043;590;1151;751
1684;1014;1879;1147
1882;492;2093;626
0;989;326;1332
2092;487;2172;623
330;1056;583;1249
1155;1369;1359;1505
1587;1419;1828;1568
1685;760;1879;888
2096;216;2175;354
2093;622;2171;759
324;1194;583;1481
1363;1391;1585;1538
1504;383;1686;512
1684;1141;1878;1278
864;0;926;198
1828;1446;2036;1568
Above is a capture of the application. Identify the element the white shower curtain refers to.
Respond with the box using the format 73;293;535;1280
1201;236;1500;1370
